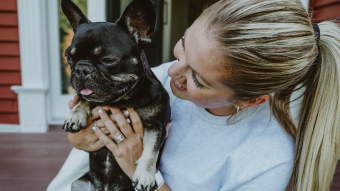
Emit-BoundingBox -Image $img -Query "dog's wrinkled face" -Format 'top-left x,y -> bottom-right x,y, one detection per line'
62,0 -> 156,103
65,23 -> 141,103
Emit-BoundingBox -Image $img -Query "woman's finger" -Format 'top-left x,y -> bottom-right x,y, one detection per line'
91,106 -> 109,121
92,126 -> 118,152
98,109 -> 126,143
110,108 -> 134,137
95,120 -> 110,134
127,108 -> 143,136
68,95 -> 80,109
89,140 -> 105,151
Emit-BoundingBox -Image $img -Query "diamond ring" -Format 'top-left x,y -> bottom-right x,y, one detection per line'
114,133 -> 125,144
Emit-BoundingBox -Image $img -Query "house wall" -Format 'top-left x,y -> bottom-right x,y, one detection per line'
0,0 -> 21,124
310,0 -> 340,22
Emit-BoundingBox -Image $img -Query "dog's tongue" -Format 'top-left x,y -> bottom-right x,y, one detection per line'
80,88 -> 94,96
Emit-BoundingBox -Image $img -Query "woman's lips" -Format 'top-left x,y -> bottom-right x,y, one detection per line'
171,79 -> 187,91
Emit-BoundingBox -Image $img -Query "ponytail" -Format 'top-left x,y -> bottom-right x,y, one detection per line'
292,21 -> 340,191
202,0 -> 340,189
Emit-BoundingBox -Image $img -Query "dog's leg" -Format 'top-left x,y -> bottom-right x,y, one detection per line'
132,127 -> 165,191
63,101 -> 90,132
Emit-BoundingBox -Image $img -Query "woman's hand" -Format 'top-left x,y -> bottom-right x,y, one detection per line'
67,95 -> 172,180
66,95 -> 106,151
92,107 -> 144,179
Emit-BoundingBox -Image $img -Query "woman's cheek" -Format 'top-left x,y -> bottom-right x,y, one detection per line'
186,82 -> 205,103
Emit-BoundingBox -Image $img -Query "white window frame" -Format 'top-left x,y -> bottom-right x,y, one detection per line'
10,0 -> 106,133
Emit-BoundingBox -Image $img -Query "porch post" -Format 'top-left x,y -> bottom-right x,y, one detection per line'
11,0 -> 50,133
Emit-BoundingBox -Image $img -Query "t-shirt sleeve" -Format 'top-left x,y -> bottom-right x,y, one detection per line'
220,162 -> 293,191
151,61 -> 175,86
151,61 -> 177,107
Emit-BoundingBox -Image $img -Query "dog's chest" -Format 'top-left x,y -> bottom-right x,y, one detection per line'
90,148 -> 133,190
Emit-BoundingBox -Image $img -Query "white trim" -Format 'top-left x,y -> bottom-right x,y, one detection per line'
299,0 -> 309,10
47,0 -> 74,125
88,0 -> 107,22
0,124 -> 21,133
13,0 -> 107,133
14,0 -> 50,133
162,0 -> 172,62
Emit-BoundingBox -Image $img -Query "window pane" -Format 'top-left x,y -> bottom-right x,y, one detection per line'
58,0 -> 88,94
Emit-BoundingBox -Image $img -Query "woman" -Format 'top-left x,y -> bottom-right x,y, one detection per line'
48,0 -> 340,190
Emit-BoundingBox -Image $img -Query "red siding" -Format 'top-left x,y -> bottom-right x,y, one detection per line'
0,27 -> 18,41
310,0 -> 340,22
0,0 -> 20,124
0,13 -> 18,26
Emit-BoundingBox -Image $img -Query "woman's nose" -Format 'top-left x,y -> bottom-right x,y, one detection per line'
168,61 -> 187,77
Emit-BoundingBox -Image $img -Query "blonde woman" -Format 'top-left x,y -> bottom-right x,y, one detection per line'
48,0 -> 340,190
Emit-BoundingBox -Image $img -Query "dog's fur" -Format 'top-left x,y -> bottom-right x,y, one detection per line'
61,0 -> 171,190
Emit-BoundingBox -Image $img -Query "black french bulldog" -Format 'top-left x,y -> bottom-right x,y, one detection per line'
61,0 -> 170,190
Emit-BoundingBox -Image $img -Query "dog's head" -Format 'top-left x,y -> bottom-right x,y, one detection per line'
61,0 -> 156,103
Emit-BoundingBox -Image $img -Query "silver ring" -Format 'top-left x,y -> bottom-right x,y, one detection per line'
114,133 -> 125,144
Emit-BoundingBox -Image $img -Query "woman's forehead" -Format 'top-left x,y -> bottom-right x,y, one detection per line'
185,18 -> 230,89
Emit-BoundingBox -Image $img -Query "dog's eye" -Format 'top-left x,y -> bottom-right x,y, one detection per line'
102,57 -> 120,66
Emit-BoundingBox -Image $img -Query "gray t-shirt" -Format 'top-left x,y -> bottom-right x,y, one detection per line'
48,61 -> 297,191
154,61 -> 295,191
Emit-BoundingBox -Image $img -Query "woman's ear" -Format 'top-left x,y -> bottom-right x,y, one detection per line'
237,94 -> 270,109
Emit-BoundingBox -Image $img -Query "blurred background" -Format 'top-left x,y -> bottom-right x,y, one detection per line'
0,0 -> 339,190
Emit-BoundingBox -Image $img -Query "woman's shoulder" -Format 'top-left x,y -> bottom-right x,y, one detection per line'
230,102 -> 295,173
151,60 -> 177,106
151,60 -> 176,84
223,114 -> 294,189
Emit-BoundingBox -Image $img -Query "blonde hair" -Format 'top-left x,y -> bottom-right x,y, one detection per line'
202,0 -> 340,190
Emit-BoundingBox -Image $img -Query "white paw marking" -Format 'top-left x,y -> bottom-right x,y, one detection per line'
132,131 -> 159,190
64,102 -> 90,131
69,109 -> 87,129
132,166 -> 156,190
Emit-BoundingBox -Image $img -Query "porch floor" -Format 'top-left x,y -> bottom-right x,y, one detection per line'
0,127 -> 339,191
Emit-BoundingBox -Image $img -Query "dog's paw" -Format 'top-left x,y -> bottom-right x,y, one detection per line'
63,112 -> 87,132
132,168 -> 157,191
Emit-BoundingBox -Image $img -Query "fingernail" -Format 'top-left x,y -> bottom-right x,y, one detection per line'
92,126 -> 97,131
98,109 -> 104,114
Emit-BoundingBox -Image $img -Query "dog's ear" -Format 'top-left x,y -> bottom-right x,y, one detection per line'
116,0 -> 156,45
61,0 -> 90,31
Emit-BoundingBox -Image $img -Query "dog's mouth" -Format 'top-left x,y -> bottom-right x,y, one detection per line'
76,73 -> 139,102
79,85 -> 130,97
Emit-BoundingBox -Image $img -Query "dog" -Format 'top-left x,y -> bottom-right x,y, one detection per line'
61,0 -> 171,190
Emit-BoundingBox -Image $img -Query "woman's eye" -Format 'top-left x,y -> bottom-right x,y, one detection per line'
191,69 -> 204,88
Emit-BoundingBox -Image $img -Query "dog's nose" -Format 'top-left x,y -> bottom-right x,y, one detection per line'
75,63 -> 92,78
